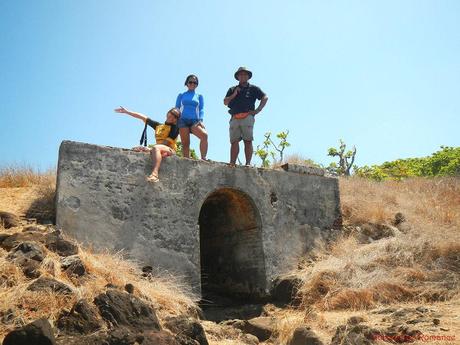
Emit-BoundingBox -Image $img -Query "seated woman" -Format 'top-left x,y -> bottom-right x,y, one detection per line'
114,106 -> 181,183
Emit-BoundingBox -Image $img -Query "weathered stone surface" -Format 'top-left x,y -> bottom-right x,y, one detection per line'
94,289 -> 161,331
45,231 -> 79,256
57,299 -> 102,335
0,211 -> 20,229
287,327 -> 323,345
280,163 -> 326,176
164,316 -> 209,345
61,255 -> 86,276
27,277 -> 73,294
56,141 -> 341,297
3,318 -> 56,345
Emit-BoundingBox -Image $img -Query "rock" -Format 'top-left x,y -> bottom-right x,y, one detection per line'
287,326 -> 323,345
56,332 -> 110,345
27,277 -> 73,295
359,223 -> 397,242
45,231 -> 78,256
20,258 -> 42,278
94,289 -> 161,331
234,317 -> 275,342
331,324 -> 380,345
7,241 -> 46,262
0,211 -> 20,229
415,306 -> 429,313
3,318 -> 56,345
271,276 -> 302,305
61,255 -> 86,277
140,330 -> 181,345
124,283 -> 135,294
163,316 -> 209,345
0,308 -> 16,324
0,233 -> 10,244
393,212 -> 406,226
433,318 -> 440,325
57,299 -> 102,335
0,232 -> 46,251
23,225 -> 48,233
347,316 -> 366,325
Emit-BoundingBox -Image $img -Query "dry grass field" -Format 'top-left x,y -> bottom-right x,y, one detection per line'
0,167 -> 458,344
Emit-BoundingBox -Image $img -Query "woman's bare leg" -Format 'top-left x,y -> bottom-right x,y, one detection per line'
179,128 -> 191,158
191,124 -> 208,159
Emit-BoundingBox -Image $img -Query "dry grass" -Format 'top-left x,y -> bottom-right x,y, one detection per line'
273,177 -> 460,344
0,225 -> 198,340
0,166 -> 55,189
294,177 -> 460,312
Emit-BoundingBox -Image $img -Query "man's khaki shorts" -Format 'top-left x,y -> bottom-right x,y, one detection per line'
229,115 -> 255,143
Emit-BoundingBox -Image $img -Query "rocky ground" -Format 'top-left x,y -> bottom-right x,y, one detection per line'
0,178 -> 459,344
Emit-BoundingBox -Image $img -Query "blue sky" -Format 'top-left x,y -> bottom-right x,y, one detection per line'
1,0 -> 459,170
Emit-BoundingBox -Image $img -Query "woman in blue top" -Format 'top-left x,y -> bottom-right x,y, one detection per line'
175,74 -> 208,160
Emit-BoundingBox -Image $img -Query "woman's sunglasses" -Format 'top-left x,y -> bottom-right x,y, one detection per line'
187,81 -> 198,85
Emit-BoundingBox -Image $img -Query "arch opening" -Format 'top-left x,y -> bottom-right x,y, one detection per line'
199,188 -> 267,301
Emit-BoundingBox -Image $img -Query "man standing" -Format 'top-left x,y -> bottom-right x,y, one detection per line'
224,67 -> 268,165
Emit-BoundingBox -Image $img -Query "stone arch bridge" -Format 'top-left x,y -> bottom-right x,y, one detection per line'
56,141 -> 341,299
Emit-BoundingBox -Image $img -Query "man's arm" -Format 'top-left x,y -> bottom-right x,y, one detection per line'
249,95 -> 268,116
223,87 -> 240,106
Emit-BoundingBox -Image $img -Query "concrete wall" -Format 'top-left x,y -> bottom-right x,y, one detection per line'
56,141 -> 341,298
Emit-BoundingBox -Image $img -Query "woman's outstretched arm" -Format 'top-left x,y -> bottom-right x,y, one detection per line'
114,106 -> 148,122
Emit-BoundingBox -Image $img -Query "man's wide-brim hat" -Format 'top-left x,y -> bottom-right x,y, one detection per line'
234,67 -> 252,80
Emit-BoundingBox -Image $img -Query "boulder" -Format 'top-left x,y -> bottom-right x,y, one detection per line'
3,318 -> 56,345
94,289 -> 161,331
0,211 -> 20,229
0,232 -> 46,251
163,316 -> 209,345
57,299 -> 102,335
27,277 -> 73,295
271,276 -> 302,305
45,231 -> 78,256
61,255 -> 86,277
287,327 -> 323,345
19,257 -> 42,278
7,241 -> 46,262
233,317 -> 275,342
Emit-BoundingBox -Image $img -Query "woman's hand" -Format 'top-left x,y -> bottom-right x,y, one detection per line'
114,106 -> 129,114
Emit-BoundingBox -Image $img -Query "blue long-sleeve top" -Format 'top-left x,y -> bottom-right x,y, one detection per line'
175,90 -> 204,121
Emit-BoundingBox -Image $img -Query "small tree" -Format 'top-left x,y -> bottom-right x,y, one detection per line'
327,139 -> 356,176
254,130 -> 290,167
172,142 -> 198,159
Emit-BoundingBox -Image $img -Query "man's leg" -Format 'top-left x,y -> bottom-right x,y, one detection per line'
230,141 -> 240,165
229,118 -> 241,164
243,140 -> 253,165
241,116 -> 255,165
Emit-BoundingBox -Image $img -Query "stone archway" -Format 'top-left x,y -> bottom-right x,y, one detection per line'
199,188 -> 267,300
